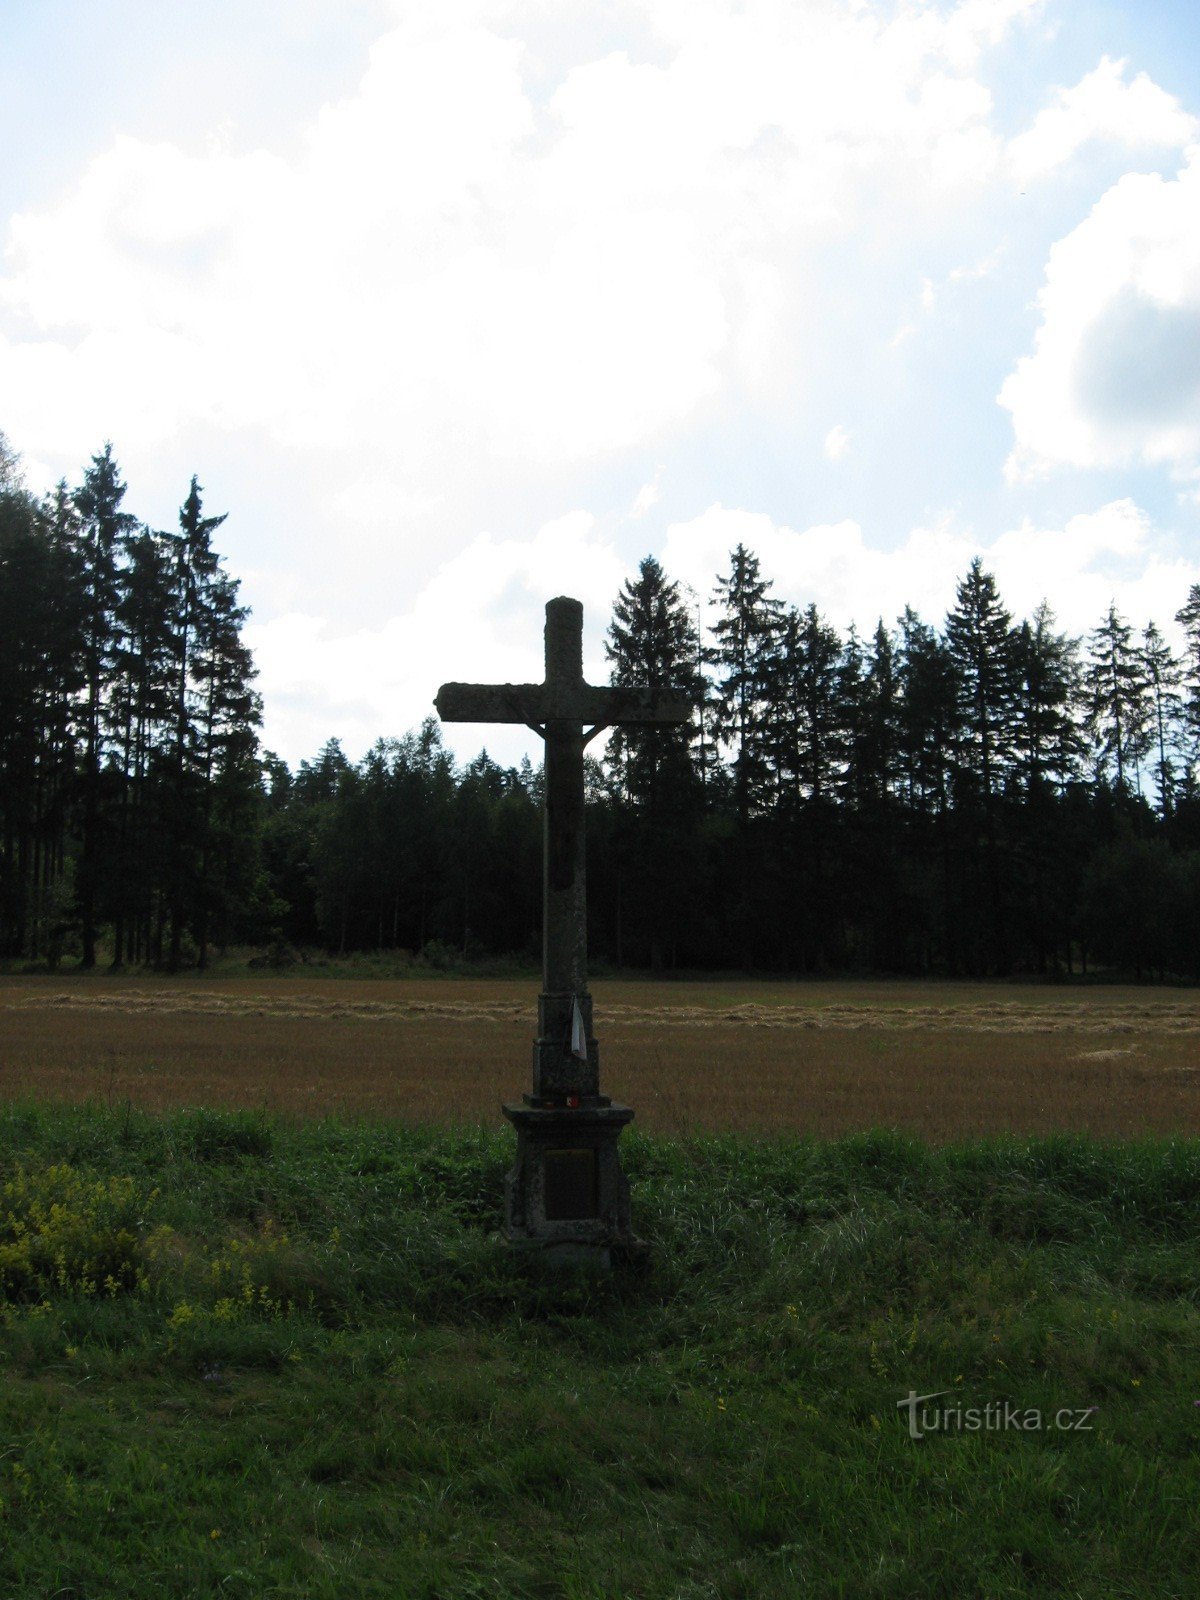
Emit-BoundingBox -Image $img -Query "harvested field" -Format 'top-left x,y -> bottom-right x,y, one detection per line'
2,974 -> 1199,1139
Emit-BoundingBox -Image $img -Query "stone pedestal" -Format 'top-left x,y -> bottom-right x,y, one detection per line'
502,1101 -> 639,1267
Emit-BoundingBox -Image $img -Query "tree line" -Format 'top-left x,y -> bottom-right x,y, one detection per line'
4,429 -> 1200,977
0,437 -> 264,967
260,549 -> 1200,980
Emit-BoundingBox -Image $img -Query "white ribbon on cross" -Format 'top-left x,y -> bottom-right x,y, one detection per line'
570,996 -> 589,1062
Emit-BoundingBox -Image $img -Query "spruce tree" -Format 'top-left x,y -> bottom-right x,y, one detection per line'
603,556 -> 702,814
34,483 -> 88,960
1012,601 -> 1083,794
191,566 -> 262,965
852,620 -> 901,807
1141,621 -> 1183,818
73,444 -> 136,966
1084,603 -> 1150,793
603,556 -> 704,968
771,603 -> 842,806
110,524 -> 177,965
945,559 -> 1018,801
896,608 -> 960,817
707,544 -> 783,827
1176,584 -> 1200,782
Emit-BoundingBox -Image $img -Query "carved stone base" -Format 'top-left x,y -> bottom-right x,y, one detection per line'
501,1102 -> 639,1264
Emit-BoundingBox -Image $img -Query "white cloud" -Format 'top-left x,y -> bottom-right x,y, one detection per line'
1008,56 -> 1197,187
0,0 -> 1033,485
986,499 -> 1199,631
893,249 -> 1000,344
259,483 -> 1198,763
661,503 -> 972,633
630,481 -> 661,517
658,498 -> 1199,641
177,484 -> 1200,764
1000,148 -> 1200,480
823,424 -> 851,460
247,508 -> 628,763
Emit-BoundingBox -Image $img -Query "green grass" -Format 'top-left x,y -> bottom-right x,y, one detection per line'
0,1103 -> 1198,1598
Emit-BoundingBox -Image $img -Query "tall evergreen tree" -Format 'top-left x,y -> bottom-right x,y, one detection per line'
191,565 -> 262,965
0,462 -> 89,961
851,620 -> 901,807
1084,603 -> 1150,793
945,559 -> 1018,801
33,482 -> 87,960
603,556 -> 703,812
895,609 -> 961,968
161,478 -> 227,967
110,524 -> 176,965
603,557 -> 705,968
1176,584 -> 1200,783
73,443 -> 136,966
895,608 -> 959,818
1012,602 -> 1082,794
770,603 -> 843,806
1141,621 -> 1183,818
707,544 -> 783,827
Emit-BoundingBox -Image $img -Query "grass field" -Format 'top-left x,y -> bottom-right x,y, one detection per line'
3,974 -> 1200,1138
0,1102 -> 1198,1598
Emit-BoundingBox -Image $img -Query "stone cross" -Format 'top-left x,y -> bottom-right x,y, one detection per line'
435,595 -> 689,1100
435,595 -> 689,1261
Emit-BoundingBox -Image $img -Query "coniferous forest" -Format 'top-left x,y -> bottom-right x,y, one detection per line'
4,433 -> 1200,979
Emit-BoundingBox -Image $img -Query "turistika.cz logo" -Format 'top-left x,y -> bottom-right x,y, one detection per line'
896,1390 -> 1097,1440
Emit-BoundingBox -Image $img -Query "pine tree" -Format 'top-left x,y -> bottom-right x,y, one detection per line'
33,483 -> 87,961
191,565 -> 262,965
110,524 -> 177,965
707,544 -> 783,826
1176,584 -> 1200,783
0,481 -> 43,954
1084,603 -> 1150,793
158,478 -> 223,966
770,603 -> 842,806
0,466 -> 90,960
73,443 -> 136,966
1141,621 -> 1183,818
896,608 -> 959,817
893,609 -> 961,969
603,556 -> 702,814
945,559 -> 1018,801
851,620 -> 901,808
603,557 -> 704,969
1012,602 -> 1083,794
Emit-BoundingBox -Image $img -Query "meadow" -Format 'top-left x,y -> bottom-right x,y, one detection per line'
2,977 -> 1199,1596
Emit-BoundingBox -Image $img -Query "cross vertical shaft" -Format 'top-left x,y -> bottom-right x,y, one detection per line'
542,598 -> 587,999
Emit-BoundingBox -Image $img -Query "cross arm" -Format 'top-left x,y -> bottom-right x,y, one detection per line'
579,685 -> 694,728
434,682 -> 546,725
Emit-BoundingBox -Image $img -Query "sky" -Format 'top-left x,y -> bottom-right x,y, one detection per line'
2,0 -> 1199,769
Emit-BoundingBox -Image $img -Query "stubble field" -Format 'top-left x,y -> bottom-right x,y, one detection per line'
3,974 -> 1199,1138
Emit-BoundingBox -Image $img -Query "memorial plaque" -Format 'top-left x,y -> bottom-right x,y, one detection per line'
543,1148 -> 599,1221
